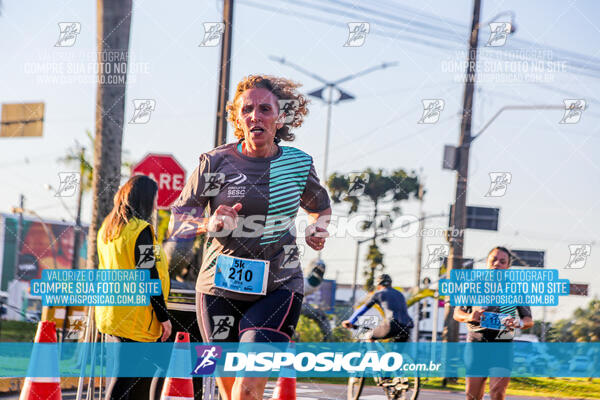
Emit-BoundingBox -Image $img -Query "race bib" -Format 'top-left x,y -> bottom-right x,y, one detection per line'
480,312 -> 512,330
214,255 -> 269,295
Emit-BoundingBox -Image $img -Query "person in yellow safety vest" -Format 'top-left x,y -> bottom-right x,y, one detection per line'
95,175 -> 172,400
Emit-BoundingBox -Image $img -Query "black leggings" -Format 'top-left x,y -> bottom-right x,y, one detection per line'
103,335 -> 155,400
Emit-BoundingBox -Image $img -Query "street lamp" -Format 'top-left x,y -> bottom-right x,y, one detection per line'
269,56 -> 397,180
469,104 -> 565,143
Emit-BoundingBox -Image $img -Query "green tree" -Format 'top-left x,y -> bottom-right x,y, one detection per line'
530,320 -> 552,340
295,315 -> 324,342
59,131 -> 94,195
547,319 -> 575,342
571,298 -> 600,342
547,299 -> 600,343
330,325 -> 353,342
327,168 -> 420,290
59,130 -> 133,212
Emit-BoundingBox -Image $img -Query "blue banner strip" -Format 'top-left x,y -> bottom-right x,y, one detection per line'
0,342 -> 599,378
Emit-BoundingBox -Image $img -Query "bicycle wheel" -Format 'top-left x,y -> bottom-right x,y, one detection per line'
347,376 -> 365,400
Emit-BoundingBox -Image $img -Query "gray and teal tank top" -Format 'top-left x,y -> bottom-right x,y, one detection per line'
171,142 -> 330,301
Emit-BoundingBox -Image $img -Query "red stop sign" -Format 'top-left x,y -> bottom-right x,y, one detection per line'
132,154 -> 186,210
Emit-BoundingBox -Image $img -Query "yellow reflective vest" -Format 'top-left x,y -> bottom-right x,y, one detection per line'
95,218 -> 170,342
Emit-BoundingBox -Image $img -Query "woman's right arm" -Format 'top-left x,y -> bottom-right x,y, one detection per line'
168,203 -> 244,240
167,156 -> 213,241
167,155 -> 243,241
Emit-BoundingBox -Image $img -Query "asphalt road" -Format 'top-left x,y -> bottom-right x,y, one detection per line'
0,382 -> 581,400
263,382 -> 573,400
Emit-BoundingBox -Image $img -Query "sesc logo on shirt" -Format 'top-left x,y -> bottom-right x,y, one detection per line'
227,173 -> 248,198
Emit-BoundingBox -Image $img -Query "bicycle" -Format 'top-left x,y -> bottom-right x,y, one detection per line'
346,323 -> 420,400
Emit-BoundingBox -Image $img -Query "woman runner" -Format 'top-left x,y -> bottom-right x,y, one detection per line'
169,75 -> 332,400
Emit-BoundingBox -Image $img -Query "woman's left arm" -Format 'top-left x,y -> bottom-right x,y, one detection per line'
305,207 -> 331,251
516,306 -> 534,329
300,163 -> 332,251
520,316 -> 534,329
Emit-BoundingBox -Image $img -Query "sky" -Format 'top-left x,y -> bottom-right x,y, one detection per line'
1,0 -> 599,321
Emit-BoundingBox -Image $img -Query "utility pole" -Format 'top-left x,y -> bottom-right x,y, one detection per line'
443,0 -> 481,344
61,146 -> 85,341
350,238 -> 366,306
413,181 -> 425,342
71,146 -> 85,271
12,195 -> 25,279
214,0 -> 234,147
322,85 -> 334,181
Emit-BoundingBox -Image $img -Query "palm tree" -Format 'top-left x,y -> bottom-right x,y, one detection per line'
86,0 -> 133,269
327,168 -> 420,290
571,299 -> 600,342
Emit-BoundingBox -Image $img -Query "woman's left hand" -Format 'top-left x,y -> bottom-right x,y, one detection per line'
160,320 -> 172,342
305,224 -> 329,251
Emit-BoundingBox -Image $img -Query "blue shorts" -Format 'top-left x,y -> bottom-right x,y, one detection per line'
196,288 -> 303,343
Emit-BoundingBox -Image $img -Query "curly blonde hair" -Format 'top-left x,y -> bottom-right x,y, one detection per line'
226,75 -> 309,142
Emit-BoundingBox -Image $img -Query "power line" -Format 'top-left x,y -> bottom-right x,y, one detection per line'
239,0 -> 461,53
369,0 -> 600,70
269,0 -> 600,77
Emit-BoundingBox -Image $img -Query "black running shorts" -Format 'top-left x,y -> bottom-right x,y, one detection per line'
197,288 -> 303,343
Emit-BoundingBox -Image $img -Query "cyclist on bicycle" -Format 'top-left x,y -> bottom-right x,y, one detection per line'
342,274 -> 414,342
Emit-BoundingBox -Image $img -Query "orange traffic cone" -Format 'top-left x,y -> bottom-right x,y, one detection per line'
19,321 -> 62,400
271,341 -> 296,400
160,332 -> 194,400
271,377 -> 296,400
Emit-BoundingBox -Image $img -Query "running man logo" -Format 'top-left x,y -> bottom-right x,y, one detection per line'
211,315 -> 234,340
199,22 -> 225,47
136,245 -> 161,268
418,99 -> 445,124
346,172 -> 369,197
129,99 -> 156,124
565,244 -> 591,269
202,173 -> 225,197
277,100 -> 299,125
56,172 -> 80,197
423,244 -> 449,269
281,245 -> 304,269
485,172 -> 512,197
559,99 -> 586,124
486,22 -> 512,47
55,22 -> 81,47
64,315 -> 87,340
344,22 -> 370,47
192,345 -> 222,375
354,315 -> 379,340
